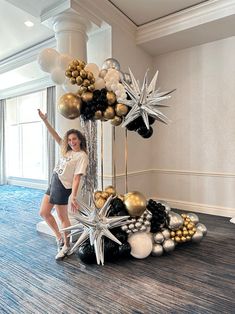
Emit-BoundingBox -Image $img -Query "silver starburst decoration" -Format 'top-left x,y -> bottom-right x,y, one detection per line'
121,69 -> 175,130
61,196 -> 129,265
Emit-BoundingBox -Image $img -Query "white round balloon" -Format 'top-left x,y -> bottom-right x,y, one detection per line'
94,78 -> 106,90
84,63 -> 99,78
62,78 -> 79,93
51,67 -> 65,85
37,48 -> 59,73
128,232 -> 153,259
57,53 -> 73,71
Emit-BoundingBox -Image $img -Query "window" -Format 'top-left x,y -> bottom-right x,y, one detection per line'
6,90 -> 47,180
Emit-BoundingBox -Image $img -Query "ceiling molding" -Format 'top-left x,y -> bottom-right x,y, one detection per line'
136,0 -> 235,44
0,37 -> 56,75
0,76 -> 53,100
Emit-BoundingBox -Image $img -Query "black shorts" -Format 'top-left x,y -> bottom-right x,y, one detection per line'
45,172 -> 72,205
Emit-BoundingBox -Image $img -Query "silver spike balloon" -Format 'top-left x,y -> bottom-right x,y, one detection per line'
120,69 -> 175,130
196,223 -> 207,236
61,196 -> 129,265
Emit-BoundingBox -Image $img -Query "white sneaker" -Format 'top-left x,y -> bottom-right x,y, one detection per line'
55,245 -> 70,261
56,238 -> 64,253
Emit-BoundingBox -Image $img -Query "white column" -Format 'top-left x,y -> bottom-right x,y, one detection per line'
52,12 -> 89,136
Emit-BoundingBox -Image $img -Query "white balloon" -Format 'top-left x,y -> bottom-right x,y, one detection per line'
84,63 -> 100,78
37,48 -> 59,73
51,67 -> 65,85
94,78 -> 106,90
111,83 -> 118,92
57,53 -> 73,71
128,232 -> 153,259
62,78 -> 79,93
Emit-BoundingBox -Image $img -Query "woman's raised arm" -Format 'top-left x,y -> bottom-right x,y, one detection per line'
38,109 -> 62,145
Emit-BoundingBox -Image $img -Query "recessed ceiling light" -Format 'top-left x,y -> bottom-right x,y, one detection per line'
24,21 -> 34,27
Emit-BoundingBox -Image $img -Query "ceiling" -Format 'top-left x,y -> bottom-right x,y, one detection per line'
109,0 -> 208,26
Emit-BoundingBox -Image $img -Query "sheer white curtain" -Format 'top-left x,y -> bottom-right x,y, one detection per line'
0,99 -> 6,185
46,87 -> 56,184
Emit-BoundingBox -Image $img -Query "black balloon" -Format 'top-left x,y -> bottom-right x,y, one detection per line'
140,126 -> 153,138
148,116 -> 155,125
119,243 -> 131,258
78,241 -> 96,264
147,199 -> 169,233
104,239 -> 119,262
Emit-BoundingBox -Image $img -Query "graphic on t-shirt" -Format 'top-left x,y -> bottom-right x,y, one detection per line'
55,156 -> 72,175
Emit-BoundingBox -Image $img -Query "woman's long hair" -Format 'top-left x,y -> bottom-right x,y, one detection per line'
61,129 -> 87,156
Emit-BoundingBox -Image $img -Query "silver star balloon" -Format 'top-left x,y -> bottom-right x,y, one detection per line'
121,69 -> 175,130
61,196 -> 129,265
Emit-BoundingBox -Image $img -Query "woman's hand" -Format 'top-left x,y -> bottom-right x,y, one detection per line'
71,197 -> 79,213
37,109 -> 48,121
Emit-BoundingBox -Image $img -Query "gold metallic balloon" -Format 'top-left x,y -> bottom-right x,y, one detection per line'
176,230 -> 182,237
124,191 -> 147,217
87,71 -> 94,81
103,106 -> 115,120
72,59 -> 79,66
80,61 -> 86,69
95,197 -> 106,209
106,91 -> 116,105
65,70 -> 72,78
83,79 -> 90,87
80,86 -> 87,93
187,223 -> 194,230
72,70 -> 79,77
115,103 -> 128,117
181,236 -> 187,242
181,214 -> 187,218
186,236 -> 191,241
69,64 -> 76,71
170,231 -> 176,237
70,77 -> 76,84
101,192 -> 109,199
94,110 -> 103,120
183,230 -> 189,236
88,84 -> 95,92
58,93 -> 82,119
188,230 -> 195,236
80,69 -> 87,79
174,236 -> 181,243
76,76 -> 83,85
81,91 -> 93,102
105,185 -> 116,196
94,190 -> 102,200
110,116 -> 122,126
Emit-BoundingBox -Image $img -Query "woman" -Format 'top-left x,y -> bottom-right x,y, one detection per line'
38,109 -> 88,260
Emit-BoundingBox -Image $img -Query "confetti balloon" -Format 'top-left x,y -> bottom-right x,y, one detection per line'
128,232 -> 153,259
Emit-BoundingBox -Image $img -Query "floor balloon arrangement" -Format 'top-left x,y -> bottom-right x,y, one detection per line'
62,186 -> 207,265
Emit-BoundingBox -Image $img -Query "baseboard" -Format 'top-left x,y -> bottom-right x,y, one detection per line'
7,178 -> 47,190
152,197 -> 235,218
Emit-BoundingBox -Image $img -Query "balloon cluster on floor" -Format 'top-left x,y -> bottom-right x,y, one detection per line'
38,48 -> 174,138
62,187 -> 207,265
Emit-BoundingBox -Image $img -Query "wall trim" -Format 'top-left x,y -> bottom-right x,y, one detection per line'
137,0 -> 235,44
110,168 -> 235,179
151,197 -> 235,218
7,178 -> 47,190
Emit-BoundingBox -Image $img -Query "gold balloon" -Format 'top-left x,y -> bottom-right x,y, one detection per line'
69,64 -> 76,71
103,106 -> 115,120
94,111 -> 103,120
76,76 -> 83,85
80,61 -> 86,69
115,103 -> 128,117
72,59 -> 79,66
72,70 -> 79,77
83,79 -> 90,87
58,93 -> 82,119
170,231 -> 176,237
176,230 -> 182,237
70,77 -> 76,84
110,116 -> 122,126
188,230 -> 195,236
174,236 -> 181,243
87,71 -> 94,81
94,190 -> 102,200
80,69 -> 87,79
186,236 -> 191,241
106,91 -> 116,105
88,84 -> 95,92
81,91 -> 93,102
181,236 -> 187,242
65,70 -> 72,78
79,86 -> 87,93
124,191 -> 147,217
105,185 -> 116,196
95,197 -> 106,209
181,214 -> 187,219
101,192 -> 109,199
183,230 -> 189,236
187,223 -> 194,230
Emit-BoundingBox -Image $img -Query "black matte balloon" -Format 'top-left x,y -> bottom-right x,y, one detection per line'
141,126 -> 153,138
119,243 -> 131,258
148,116 -> 155,125
78,242 -> 96,264
104,239 -> 119,262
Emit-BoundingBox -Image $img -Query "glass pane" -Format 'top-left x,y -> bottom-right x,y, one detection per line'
6,98 -> 18,125
19,90 -> 46,123
6,125 -> 20,177
21,122 -> 45,179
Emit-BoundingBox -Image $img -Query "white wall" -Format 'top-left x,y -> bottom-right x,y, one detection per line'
151,36 -> 235,217
111,24 -> 154,196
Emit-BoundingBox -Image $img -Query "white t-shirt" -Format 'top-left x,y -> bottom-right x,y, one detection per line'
54,150 -> 88,189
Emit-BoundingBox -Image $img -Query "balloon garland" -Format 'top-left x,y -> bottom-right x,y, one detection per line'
38,49 -> 208,265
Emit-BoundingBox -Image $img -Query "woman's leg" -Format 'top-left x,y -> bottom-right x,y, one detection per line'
55,205 -> 71,247
39,194 -> 62,240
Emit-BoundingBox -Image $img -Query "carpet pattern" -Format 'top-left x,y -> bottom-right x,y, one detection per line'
0,185 -> 235,314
